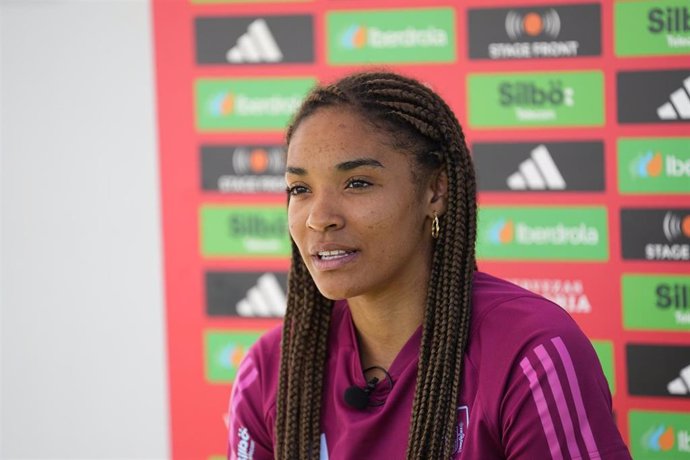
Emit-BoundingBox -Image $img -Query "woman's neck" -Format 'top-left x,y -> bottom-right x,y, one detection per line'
347,285 -> 427,371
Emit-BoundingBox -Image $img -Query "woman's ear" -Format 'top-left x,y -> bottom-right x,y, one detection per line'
428,169 -> 448,215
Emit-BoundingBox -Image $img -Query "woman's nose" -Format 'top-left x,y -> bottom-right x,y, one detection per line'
306,194 -> 345,232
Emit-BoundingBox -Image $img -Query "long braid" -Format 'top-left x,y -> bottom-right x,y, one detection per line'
276,242 -> 332,459
276,85 -> 347,458
276,71 -> 477,459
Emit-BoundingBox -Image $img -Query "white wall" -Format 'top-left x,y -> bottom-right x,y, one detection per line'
0,0 -> 169,458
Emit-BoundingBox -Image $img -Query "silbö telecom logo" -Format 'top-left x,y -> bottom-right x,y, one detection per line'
500,79 -> 574,122
469,71 -> 603,128
201,206 -> 290,257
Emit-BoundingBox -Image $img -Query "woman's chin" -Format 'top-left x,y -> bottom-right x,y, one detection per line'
313,281 -> 353,302
316,289 -> 347,302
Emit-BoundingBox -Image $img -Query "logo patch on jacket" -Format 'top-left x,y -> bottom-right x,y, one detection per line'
454,405 -> 470,455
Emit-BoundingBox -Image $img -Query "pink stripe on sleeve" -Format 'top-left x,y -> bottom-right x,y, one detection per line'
534,344 -> 582,460
520,357 -> 564,460
551,337 -> 601,460
231,356 -> 259,415
228,357 -> 259,460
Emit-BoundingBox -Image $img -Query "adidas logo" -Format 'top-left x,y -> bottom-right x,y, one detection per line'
668,364 -> 690,395
236,273 -> 286,317
657,76 -> 690,120
226,19 -> 283,63
506,145 -> 566,190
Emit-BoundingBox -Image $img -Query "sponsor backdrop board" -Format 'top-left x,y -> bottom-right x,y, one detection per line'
617,138 -> 690,194
473,141 -> 605,192
152,0 -> 690,457
622,274 -> 690,332
468,70 -> 605,128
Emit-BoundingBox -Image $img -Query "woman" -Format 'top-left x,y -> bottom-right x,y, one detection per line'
227,71 -> 631,459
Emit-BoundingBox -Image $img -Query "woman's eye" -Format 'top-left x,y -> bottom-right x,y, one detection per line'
286,185 -> 309,196
346,179 -> 372,189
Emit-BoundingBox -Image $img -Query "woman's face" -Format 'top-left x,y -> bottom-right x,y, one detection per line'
286,106 -> 440,302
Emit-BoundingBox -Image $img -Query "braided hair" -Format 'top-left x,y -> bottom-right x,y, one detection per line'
276,71 -> 477,459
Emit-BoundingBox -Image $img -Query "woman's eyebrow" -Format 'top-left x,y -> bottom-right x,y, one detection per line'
336,158 -> 384,171
286,158 -> 384,176
285,166 -> 307,176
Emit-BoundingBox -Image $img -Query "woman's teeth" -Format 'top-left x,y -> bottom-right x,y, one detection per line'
318,250 -> 352,260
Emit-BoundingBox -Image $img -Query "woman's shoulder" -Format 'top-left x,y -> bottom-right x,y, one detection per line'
470,271 -> 589,353
471,271 -> 575,327
249,322 -> 283,360
247,299 -> 348,372
468,270 -> 603,387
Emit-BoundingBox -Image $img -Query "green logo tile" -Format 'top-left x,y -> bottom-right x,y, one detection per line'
622,274 -> 690,331
468,71 -> 604,128
616,0 -> 690,57
204,330 -> 263,383
195,78 -> 315,131
629,410 -> 690,458
618,138 -> 690,194
476,207 -> 609,261
327,8 -> 455,64
201,205 -> 290,257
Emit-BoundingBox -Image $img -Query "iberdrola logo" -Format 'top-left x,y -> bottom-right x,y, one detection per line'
631,151 -> 663,179
341,25 -> 367,49
327,9 -> 454,64
218,342 -> 248,372
643,425 -> 674,452
210,92 -> 235,117
488,218 -> 514,244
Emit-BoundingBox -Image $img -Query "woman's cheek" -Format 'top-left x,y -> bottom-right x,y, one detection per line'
365,209 -> 396,231
287,212 -> 302,238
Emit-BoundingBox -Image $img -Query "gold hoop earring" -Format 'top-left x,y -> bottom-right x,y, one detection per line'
431,212 -> 440,239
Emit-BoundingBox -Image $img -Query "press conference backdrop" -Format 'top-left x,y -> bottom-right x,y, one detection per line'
153,0 -> 690,459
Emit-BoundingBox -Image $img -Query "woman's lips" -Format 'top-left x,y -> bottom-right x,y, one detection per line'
310,249 -> 359,271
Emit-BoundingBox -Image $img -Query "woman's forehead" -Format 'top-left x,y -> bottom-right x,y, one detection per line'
290,106 -> 372,138
287,109 -> 392,161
